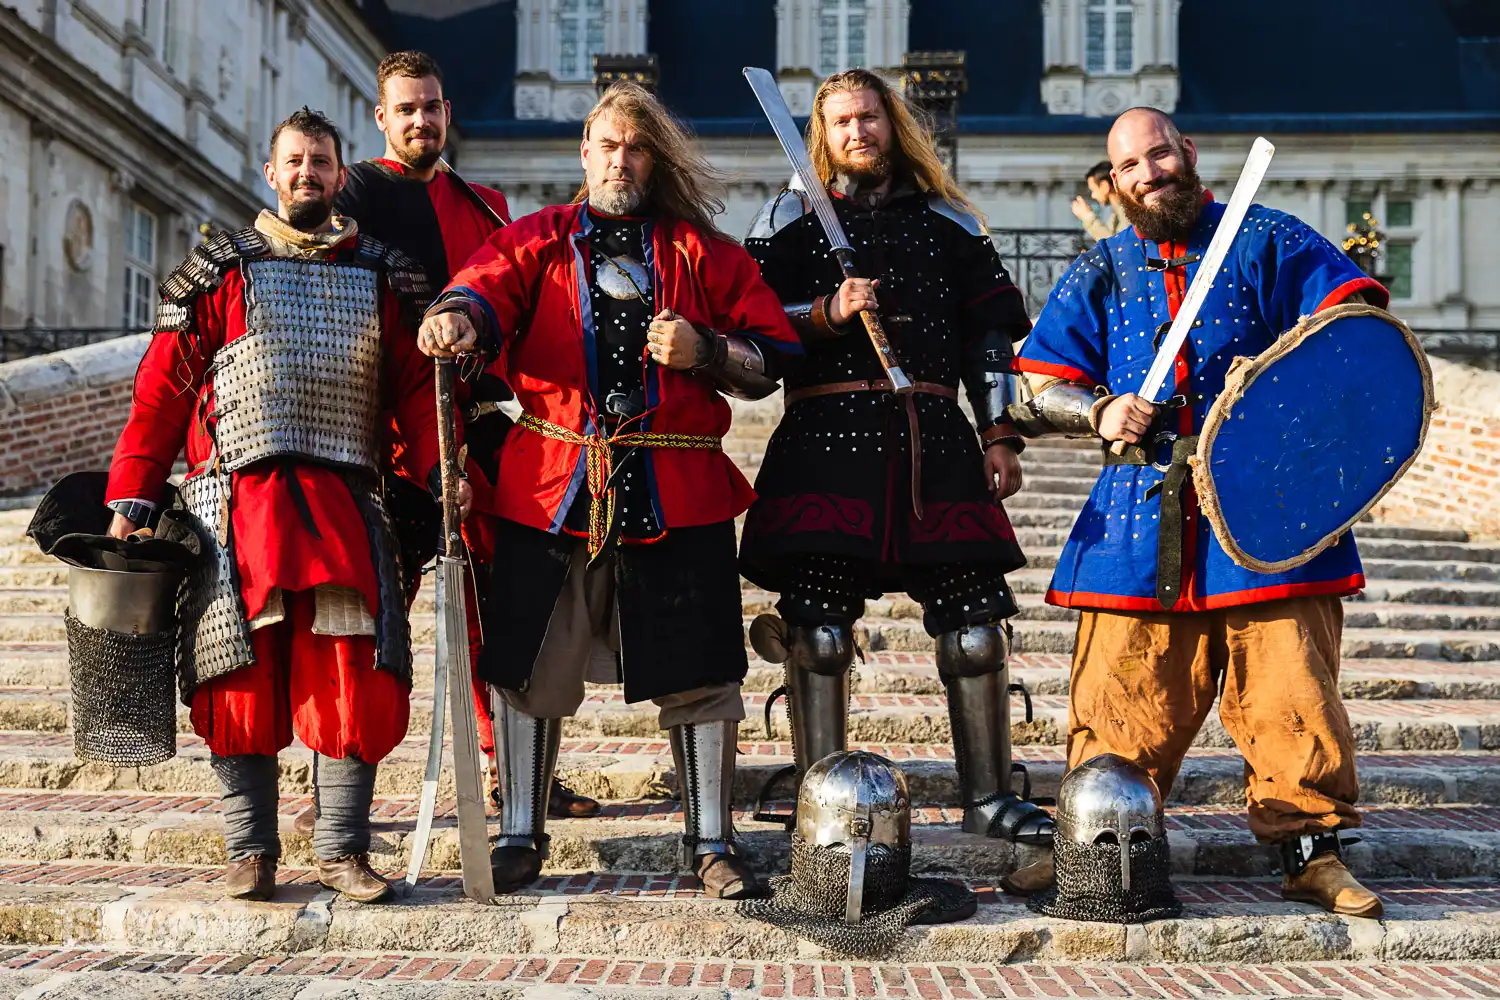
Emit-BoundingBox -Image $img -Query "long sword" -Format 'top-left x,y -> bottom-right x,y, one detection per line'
743,66 -> 912,392
1110,137 -> 1276,454
405,359 -> 497,902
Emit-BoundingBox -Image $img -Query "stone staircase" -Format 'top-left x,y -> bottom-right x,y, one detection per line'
0,395 -> 1498,989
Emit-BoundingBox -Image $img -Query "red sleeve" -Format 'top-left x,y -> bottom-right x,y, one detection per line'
381,287 -> 448,486
702,239 -> 802,356
106,281 -> 231,505
443,215 -> 550,356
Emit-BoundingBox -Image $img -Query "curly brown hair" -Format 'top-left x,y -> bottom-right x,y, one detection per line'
378,50 -> 444,104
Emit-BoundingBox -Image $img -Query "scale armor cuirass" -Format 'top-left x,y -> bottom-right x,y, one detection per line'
209,257 -> 385,475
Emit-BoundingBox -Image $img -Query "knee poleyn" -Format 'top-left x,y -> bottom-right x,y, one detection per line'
936,624 -> 1009,680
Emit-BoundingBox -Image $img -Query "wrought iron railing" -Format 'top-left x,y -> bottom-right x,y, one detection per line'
1411,330 -> 1500,371
0,328 -> 146,363
988,228 -> 1089,317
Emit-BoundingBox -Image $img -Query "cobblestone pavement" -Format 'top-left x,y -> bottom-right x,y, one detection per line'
4,950 -> 1500,998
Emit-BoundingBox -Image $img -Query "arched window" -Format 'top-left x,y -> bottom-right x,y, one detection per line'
817,0 -> 868,77
1085,0 -> 1135,75
556,0 -> 606,82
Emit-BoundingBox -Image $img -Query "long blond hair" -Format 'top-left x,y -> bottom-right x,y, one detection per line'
808,69 -> 985,227
574,83 -> 729,238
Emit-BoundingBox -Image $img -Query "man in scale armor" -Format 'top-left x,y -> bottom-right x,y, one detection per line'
104,109 -> 455,905
418,84 -> 803,899
740,70 -> 1052,847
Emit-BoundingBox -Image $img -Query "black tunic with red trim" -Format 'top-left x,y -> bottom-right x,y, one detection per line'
741,183 -> 1032,594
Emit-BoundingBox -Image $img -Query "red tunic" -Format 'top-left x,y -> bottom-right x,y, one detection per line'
106,231 -> 442,760
445,203 -> 801,531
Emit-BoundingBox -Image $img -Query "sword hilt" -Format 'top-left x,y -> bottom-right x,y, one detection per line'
834,249 -> 912,394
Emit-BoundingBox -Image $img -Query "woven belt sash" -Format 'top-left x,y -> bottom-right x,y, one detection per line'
783,379 -> 959,520
1102,434 -> 1199,609
517,411 -> 721,557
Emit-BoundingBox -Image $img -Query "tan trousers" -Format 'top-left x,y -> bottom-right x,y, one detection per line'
498,540 -> 745,730
1066,595 -> 1360,841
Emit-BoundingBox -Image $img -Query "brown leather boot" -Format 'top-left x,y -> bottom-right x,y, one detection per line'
548,778 -> 601,819
490,846 -> 543,894
292,805 -> 315,837
318,854 -> 393,903
1282,853 -> 1383,917
693,852 -> 764,900
225,855 -> 277,901
999,854 -> 1055,897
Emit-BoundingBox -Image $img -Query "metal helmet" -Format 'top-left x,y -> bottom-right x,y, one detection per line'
792,750 -> 912,923
1030,753 -> 1181,923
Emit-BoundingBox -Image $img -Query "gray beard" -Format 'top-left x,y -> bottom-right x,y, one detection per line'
589,184 -> 644,216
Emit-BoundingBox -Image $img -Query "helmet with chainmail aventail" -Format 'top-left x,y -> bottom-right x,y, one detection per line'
1029,753 -> 1182,923
738,750 -> 977,958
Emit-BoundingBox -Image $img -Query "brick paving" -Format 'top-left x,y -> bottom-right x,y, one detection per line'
4,947 -> 1500,997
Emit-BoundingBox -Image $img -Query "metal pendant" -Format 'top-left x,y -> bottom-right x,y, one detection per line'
595,254 -> 650,303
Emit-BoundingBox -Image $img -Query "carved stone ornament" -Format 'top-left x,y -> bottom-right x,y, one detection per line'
63,200 -> 95,273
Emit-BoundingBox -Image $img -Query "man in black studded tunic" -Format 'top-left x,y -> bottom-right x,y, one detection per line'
741,69 -> 1052,845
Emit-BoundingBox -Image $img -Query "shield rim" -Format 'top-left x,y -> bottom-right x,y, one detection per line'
1192,302 -> 1435,575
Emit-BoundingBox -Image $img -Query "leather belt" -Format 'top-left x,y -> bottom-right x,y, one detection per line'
1103,434 -> 1199,610
783,379 -> 959,520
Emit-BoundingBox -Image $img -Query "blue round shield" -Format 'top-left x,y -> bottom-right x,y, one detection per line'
1193,305 -> 1433,573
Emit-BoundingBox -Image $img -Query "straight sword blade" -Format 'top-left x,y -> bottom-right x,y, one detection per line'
1137,137 -> 1276,402
743,67 -> 913,392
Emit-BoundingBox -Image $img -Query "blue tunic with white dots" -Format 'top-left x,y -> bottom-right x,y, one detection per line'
1018,200 -> 1385,612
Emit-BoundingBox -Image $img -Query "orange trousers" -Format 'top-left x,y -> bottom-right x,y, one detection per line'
1066,595 -> 1361,841
190,590 -> 411,762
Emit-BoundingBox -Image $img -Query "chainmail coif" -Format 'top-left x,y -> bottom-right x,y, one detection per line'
1029,836 -> 1182,923
738,835 -> 977,958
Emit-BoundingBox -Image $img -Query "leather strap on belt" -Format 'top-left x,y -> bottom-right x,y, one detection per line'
518,412 -> 720,558
1103,434 -> 1199,610
783,379 -> 959,521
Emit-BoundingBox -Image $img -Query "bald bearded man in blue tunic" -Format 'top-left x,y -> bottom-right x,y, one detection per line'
1008,108 -> 1387,917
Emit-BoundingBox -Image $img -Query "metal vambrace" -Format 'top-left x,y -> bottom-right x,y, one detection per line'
962,328 -> 1022,434
669,719 -> 740,867
936,625 -> 1053,843
783,298 -> 842,343
492,692 -> 561,857
784,624 -> 856,775
1005,381 -> 1102,438
693,331 -> 781,401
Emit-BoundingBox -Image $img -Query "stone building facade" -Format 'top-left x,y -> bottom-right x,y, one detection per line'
0,0 -> 387,333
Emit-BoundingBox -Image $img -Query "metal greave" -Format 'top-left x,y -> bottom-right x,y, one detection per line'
492,692 -> 561,857
935,625 -> 1016,836
784,624 -> 855,775
668,719 -> 739,868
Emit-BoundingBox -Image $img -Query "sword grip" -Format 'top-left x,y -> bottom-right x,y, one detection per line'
1109,438 -> 1129,456
834,249 -> 912,394
435,359 -> 465,558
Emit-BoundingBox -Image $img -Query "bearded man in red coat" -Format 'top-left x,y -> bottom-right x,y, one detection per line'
105,108 -> 464,904
420,83 -> 802,899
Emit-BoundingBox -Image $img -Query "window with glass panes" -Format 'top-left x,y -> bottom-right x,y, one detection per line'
1345,193 -> 1416,301
1085,0 -> 1135,75
122,204 -> 158,330
817,0 -> 868,77
556,0 -> 606,81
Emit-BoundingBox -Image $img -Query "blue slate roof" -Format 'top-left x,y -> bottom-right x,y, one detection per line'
360,0 -> 1500,137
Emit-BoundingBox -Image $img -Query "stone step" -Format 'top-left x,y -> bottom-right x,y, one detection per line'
1,733 -> 1494,804
0,789 -> 1492,881
0,954 -> 1493,1000
0,861 -> 1494,963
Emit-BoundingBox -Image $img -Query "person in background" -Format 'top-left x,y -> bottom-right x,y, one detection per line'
1070,159 -> 1129,243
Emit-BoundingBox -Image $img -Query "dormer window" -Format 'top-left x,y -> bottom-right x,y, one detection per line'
1085,0 -> 1134,75
818,0 -> 868,77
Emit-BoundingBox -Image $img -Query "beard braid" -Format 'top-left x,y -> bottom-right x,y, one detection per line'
286,195 -> 334,231
1118,162 -> 1205,243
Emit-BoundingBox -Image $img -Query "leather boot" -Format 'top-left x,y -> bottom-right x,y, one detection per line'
318,854 -> 393,903
1282,853 -> 1383,917
224,854 -> 277,901
999,854 -> 1055,897
549,778 -> 601,819
693,852 -> 763,900
292,804 -> 315,837
490,845 -> 544,893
